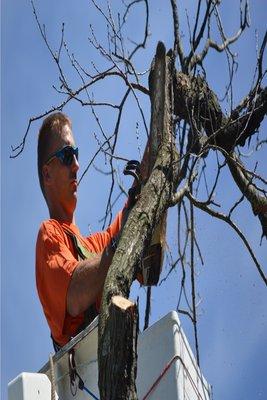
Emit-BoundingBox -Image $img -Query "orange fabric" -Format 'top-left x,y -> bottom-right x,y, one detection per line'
35,211 -> 123,347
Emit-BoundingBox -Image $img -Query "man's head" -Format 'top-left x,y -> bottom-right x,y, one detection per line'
38,112 -> 79,220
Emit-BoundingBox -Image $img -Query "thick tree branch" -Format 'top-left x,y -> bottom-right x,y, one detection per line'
98,296 -> 139,400
98,42 -> 179,399
224,86 -> 267,148
227,152 -> 267,238
173,68 -> 266,239
173,72 -> 226,139
173,72 -> 267,151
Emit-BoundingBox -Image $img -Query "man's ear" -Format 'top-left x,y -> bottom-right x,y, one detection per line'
42,164 -> 52,186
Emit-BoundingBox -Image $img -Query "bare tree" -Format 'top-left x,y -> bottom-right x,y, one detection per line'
11,1 -> 266,399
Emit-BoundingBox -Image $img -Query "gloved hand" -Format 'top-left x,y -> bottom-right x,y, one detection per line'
115,159 -> 164,287
123,160 -> 142,209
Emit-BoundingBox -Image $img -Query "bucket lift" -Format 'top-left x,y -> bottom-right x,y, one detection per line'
8,311 -> 211,400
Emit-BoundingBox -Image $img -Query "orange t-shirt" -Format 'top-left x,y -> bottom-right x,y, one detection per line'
35,212 -> 123,347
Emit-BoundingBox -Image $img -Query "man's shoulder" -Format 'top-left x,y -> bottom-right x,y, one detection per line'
37,219 -> 81,241
38,219 -> 63,232
37,219 -> 66,241
36,220 -> 72,260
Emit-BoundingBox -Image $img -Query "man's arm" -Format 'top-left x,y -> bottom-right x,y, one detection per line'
67,140 -> 152,317
66,245 -> 114,317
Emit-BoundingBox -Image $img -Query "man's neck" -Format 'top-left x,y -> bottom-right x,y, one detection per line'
49,205 -> 75,224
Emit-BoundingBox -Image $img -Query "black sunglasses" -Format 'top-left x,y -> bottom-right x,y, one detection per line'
45,145 -> 79,166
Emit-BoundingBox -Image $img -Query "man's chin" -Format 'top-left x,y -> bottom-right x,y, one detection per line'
69,193 -> 78,210
70,184 -> 78,196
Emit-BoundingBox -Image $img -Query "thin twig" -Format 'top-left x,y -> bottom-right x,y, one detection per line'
143,286 -> 151,330
187,192 -> 267,286
189,189 -> 200,366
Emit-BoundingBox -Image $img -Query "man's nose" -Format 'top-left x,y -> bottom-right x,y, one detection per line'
71,155 -> 79,172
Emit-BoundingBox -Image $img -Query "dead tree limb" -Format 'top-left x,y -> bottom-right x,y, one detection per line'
98,296 -> 139,400
173,70 -> 266,238
227,152 -> 267,238
173,73 -> 267,151
98,41 -> 179,400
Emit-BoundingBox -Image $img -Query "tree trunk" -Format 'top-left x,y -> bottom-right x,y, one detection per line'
98,296 -> 139,400
98,42 -> 179,400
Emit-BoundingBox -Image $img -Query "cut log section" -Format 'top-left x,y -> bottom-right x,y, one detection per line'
98,296 -> 139,400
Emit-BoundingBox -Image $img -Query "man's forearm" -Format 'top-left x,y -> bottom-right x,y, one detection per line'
66,141 -> 150,319
66,246 -> 114,317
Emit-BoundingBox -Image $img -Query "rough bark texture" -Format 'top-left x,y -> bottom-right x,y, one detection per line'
173,73 -> 267,152
174,72 -> 226,140
98,42 -> 179,400
141,42 -> 172,287
98,296 -> 139,400
98,37 -> 266,398
224,87 -> 267,148
173,71 -> 267,237
227,153 -> 267,238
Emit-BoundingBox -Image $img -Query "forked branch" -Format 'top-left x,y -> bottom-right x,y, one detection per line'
186,192 -> 267,286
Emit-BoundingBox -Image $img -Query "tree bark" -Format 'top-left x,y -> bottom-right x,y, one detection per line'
98,296 -> 139,400
227,152 -> 267,238
173,73 -> 267,152
173,70 -> 267,237
98,42 -> 179,400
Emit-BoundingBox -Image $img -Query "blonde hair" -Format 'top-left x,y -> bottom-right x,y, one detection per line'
37,112 -> 72,196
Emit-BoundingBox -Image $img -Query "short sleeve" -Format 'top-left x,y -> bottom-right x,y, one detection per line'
36,221 -> 79,342
85,209 -> 124,253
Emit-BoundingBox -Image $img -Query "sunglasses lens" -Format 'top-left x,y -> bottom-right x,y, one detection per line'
62,147 -> 78,166
63,149 -> 73,166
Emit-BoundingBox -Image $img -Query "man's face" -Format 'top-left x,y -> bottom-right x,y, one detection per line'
43,124 -> 79,218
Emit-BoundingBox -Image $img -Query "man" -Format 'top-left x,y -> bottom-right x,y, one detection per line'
36,112 -> 133,350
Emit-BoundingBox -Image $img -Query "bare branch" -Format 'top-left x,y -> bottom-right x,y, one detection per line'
189,0 -> 249,69
169,0 -> 186,71
91,0 -> 121,44
191,0 -> 202,46
256,138 -> 267,151
169,184 -> 189,206
257,30 -> 267,83
226,152 -> 267,238
30,1 -> 69,90
143,286 -> 151,330
78,134 -> 115,185
190,193 -> 200,366
173,71 -> 267,151
186,0 -> 214,70
176,200 -> 193,314
178,309 -> 194,323
129,0 -> 149,60
10,67 -> 148,158
186,192 -> 267,286
102,88 -> 131,227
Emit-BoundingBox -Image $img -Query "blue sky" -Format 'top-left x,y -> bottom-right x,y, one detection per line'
1,1 -> 267,399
